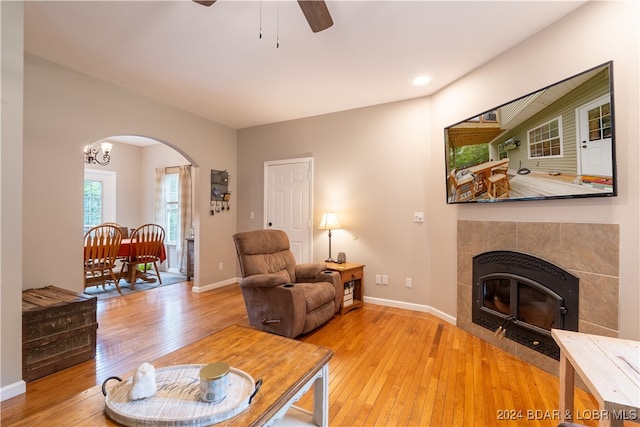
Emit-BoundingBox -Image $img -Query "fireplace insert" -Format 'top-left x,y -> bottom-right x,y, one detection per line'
472,251 -> 578,359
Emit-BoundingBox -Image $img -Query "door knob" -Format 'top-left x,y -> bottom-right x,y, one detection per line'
268,222 -> 273,227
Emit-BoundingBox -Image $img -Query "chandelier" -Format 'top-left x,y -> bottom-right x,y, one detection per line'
84,142 -> 113,166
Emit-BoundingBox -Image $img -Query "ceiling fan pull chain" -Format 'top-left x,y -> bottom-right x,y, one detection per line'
259,0 -> 263,39
276,1 -> 280,48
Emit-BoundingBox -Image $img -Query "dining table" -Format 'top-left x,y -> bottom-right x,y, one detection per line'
467,159 -> 509,195
117,238 -> 167,263
116,238 -> 167,284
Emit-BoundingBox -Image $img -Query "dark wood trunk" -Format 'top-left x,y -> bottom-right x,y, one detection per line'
22,286 -> 97,382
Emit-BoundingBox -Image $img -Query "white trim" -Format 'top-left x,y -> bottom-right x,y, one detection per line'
191,277 -> 238,293
527,115 -> 564,160
192,281 -> 458,325
363,296 -> 457,325
575,93 -> 612,177
0,380 -> 26,401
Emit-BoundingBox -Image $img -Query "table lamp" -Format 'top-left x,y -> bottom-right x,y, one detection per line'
318,212 -> 341,262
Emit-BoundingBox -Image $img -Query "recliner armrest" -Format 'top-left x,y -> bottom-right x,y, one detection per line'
305,269 -> 342,314
295,262 -> 327,280
240,271 -> 290,288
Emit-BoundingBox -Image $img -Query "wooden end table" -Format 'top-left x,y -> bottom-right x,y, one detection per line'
552,329 -> 640,427
325,262 -> 365,315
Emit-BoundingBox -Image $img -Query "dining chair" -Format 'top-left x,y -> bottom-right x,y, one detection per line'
491,158 -> 510,176
449,169 -> 477,202
122,224 -> 166,288
101,222 -> 129,239
84,224 -> 123,294
488,159 -> 511,199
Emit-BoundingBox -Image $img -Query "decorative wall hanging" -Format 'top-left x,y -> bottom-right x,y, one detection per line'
211,170 -> 231,215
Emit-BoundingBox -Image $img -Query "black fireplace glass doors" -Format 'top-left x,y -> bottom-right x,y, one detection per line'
481,274 -> 563,332
482,278 -> 510,315
517,280 -> 562,331
473,250 -> 579,360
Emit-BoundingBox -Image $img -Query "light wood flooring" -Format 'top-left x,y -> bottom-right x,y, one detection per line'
2,282 -> 609,426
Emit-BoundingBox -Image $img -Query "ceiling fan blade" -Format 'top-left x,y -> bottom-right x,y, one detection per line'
297,0 -> 333,33
193,0 -> 216,6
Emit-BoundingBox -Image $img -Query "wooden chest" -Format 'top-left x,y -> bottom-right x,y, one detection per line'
22,286 -> 98,382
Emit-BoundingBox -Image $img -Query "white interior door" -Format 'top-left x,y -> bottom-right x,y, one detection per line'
577,95 -> 613,177
264,158 -> 313,263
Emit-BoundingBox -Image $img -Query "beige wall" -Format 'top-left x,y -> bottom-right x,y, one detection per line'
238,98 -> 434,311
432,0 -> 639,339
238,1 -> 640,339
23,55 -> 237,293
1,1 -> 25,399
2,0 -> 638,400
0,55 -> 238,397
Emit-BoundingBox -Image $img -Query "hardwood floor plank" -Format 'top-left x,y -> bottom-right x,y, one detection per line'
2,282 -> 610,426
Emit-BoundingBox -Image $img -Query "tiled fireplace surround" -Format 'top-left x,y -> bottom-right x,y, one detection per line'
456,220 -> 619,375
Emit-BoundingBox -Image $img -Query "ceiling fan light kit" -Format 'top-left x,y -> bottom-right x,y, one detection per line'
193,0 -> 333,34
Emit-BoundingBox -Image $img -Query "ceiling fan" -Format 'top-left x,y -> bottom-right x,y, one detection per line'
193,0 -> 333,33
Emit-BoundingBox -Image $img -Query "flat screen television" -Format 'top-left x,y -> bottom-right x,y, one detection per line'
445,61 -> 616,204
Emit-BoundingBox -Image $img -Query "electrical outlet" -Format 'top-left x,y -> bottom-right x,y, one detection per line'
405,277 -> 412,288
382,275 -> 389,285
413,212 -> 424,223
375,274 -> 382,285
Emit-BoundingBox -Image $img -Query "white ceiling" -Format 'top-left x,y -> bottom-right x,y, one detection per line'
24,0 -> 587,130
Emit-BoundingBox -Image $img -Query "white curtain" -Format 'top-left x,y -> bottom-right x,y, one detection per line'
178,165 -> 192,274
154,168 -> 166,227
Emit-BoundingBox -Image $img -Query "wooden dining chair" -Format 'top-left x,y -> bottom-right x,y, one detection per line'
122,224 -> 165,289
488,159 -> 511,198
101,222 -> 129,239
449,169 -> 477,202
84,224 -> 123,294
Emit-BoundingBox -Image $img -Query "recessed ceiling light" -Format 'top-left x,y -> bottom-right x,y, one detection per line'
413,75 -> 431,86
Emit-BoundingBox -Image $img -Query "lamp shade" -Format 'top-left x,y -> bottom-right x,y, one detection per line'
318,212 -> 341,230
100,141 -> 113,155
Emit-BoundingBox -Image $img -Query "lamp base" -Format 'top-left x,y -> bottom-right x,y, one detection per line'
325,257 -> 336,263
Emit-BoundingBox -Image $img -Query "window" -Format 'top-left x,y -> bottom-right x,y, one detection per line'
528,117 -> 562,159
587,101 -> 611,141
84,169 -> 116,232
468,110 -> 498,123
84,180 -> 103,230
164,172 -> 179,245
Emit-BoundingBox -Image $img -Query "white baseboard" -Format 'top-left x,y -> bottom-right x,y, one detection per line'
191,277 -> 239,293
363,296 -> 456,325
1,380 -> 26,402
191,281 -> 457,325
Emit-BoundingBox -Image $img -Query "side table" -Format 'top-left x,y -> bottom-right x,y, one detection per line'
186,238 -> 194,280
325,262 -> 365,315
552,329 -> 639,427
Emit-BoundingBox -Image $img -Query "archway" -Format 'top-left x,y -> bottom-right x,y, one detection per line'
83,134 -> 198,293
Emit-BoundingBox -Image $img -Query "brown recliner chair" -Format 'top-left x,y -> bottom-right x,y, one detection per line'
232,229 -> 342,338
